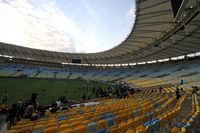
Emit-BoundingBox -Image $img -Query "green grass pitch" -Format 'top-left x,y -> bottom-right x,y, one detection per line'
0,78 -> 111,104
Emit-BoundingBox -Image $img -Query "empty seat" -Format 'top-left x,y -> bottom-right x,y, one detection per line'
98,119 -> 107,129
75,125 -> 86,133
126,129 -> 135,133
46,122 -> 57,128
81,120 -> 90,125
5,130 -> 17,133
17,128 -> 30,133
58,120 -> 68,125
72,121 -> 81,127
171,127 -> 179,133
96,129 -> 108,133
59,124 -> 72,131
118,122 -> 128,132
60,128 -> 74,133
32,125 -> 45,132
44,127 -> 57,133
110,125 -> 118,133
136,125 -> 147,133
87,122 -> 97,133
181,127 -> 187,133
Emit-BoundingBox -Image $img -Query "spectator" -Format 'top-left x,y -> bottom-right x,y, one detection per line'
19,103 -> 25,119
8,103 -> 17,128
159,87 -> 162,93
24,104 -> 34,119
87,93 -> 91,100
50,100 -> 58,113
192,86 -> 198,94
2,92 -> 8,104
176,87 -> 181,99
82,94 -> 86,101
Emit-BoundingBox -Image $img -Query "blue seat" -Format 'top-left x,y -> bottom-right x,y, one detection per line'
88,122 -> 98,133
107,117 -> 114,127
185,122 -> 191,127
178,122 -> 184,128
57,115 -> 65,119
57,117 -> 66,122
144,120 -> 152,127
152,119 -> 161,129
151,118 -> 159,122
79,110 -> 84,114
32,131 -> 42,133
184,122 -> 191,132
96,129 -> 108,133
99,114 -> 107,119
106,113 -> 114,118
153,103 -> 158,109
185,115 -> 189,120
57,115 -> 66,120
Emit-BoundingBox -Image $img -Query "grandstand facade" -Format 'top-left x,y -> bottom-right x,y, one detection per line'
1,56 -> 200,89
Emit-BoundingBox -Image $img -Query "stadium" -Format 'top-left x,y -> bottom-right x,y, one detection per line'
0,0 -> 200,133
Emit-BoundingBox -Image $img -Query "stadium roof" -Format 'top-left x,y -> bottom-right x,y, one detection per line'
0,0 -> 200,64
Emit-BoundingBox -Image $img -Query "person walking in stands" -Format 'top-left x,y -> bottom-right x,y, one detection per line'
176,86 -> 181,99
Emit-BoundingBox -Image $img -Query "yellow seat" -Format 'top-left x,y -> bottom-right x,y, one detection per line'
118,122 -> 128,132
81,120 -> 90,125
181,127 -> 186,133
75,125 -> 87,133
10,125 -> 22,130
126,129 -> 135,133
110,126 -> 119,133
136,125 -> 147,133
134,117 -> 141,127
48,119 -> 56,123
78,116 -> 86,121
171,127 -> 179,133
60,128 -> 74,133
97,119 -> 107,129
72,121 -> 81,128
59,120 -> 68,125
45,127 -> 57,133
91,116 -> 99,122
115,115 -> 123,123
36,121 -> 46,125
32,124 -> 45,132
68,118 -> 77,123
17,128 -> 30,133
59,124 -> 72,131
5,130 -> 17,133
181,119 -> 187,124
46,122 -> 57,128
127,119 -> 134,129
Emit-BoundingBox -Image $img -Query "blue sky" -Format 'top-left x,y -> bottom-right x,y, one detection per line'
0,0 -> 135,53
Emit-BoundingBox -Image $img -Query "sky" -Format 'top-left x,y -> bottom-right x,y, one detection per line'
0,0 -> 136,53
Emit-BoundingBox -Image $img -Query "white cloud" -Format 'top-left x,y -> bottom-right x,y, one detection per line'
0,0 -> 103,53
126,3 -> 136,18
